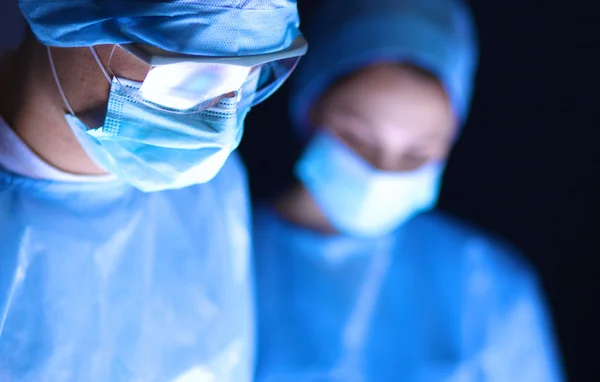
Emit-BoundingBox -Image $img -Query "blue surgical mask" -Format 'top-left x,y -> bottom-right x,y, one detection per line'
66,78 -> 249,193
295,130 -> 444,238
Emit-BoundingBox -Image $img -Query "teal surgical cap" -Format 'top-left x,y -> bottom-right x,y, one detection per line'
19,0 -> 301,56
289,0 -> 478,131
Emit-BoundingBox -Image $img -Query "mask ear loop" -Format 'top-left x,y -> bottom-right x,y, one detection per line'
48,46 -> 113,116
47,46 -> 76,116
89,46 -> 112,84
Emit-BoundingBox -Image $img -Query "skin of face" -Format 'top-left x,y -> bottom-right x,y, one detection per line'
310,62 -> 457,172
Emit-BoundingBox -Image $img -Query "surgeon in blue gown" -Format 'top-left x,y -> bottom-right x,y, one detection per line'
0,1 -> 305,381
253,0 -> 564,380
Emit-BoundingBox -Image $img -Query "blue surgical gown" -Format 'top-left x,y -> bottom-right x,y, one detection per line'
0,153 -> 254,381
253,205 -> 564,381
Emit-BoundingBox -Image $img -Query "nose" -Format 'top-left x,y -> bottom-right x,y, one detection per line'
199,91 -> 239,112
370,139 -> 404,171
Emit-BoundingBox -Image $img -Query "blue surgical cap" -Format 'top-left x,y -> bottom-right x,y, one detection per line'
19,0 -> 301,56
290,0 -> 478,132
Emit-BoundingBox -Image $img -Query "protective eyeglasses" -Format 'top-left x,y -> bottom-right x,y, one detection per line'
103,35 -> 308,113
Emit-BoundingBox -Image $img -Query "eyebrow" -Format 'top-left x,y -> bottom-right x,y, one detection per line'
334,105 -> 376,128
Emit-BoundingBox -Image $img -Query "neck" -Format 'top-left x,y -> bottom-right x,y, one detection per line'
0,34 -> 106,175
275,182 -> 338,235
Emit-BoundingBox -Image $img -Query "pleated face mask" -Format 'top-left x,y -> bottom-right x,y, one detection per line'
66,77 -> 248,193
50,47 -> 252,193
295,130 -> 444,237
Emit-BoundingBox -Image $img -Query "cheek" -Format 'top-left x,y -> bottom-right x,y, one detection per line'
436,139 -> 455,161
52,48 -> 112,117
415,133 -> 454,165
434,122 -> 459,157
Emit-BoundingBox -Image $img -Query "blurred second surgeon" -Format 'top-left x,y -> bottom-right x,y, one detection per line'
253,0 -> 564,380
0,0 -> 305,381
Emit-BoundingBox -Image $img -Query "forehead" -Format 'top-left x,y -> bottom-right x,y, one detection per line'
318,64 -> 456,137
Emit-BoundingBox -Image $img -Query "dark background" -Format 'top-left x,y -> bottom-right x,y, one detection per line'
240,1 -> 600,380
1,0 -> 598,379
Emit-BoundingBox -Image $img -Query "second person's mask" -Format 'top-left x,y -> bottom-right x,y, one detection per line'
295,130 -> 444,237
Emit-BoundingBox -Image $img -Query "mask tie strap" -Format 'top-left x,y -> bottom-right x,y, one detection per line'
47,46 -> 76,116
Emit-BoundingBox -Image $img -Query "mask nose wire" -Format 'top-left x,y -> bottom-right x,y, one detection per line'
47,46 -> 76,116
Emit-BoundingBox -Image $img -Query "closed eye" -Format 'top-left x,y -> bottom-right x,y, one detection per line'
336,128 -> 379,166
